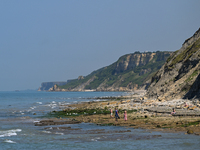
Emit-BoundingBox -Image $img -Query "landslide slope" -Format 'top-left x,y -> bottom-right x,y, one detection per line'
146,28 -> 200,100
56,51 -> 171,91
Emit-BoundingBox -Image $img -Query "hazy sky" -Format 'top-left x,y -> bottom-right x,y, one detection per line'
0,0 -> 200,91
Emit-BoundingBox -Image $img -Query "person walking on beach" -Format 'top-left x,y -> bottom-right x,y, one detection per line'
124,110 -> 127,121
184,102 -> 189,108
110,109 -> 113,118
115,107 -> 119,122
171,108 -> 176,115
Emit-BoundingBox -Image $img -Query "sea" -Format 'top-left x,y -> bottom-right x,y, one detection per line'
0,91 -> 199,150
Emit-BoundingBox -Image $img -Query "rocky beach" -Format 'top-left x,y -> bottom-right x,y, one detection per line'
48,90 -> 200,136
36,28 -> 200,139
1,91 -> 200,149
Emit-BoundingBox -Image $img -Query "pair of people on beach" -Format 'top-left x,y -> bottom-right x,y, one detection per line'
110,108 -> 127,121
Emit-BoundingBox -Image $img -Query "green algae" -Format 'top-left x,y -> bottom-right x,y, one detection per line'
181,121 -> 200,127
47,108 -> 110,118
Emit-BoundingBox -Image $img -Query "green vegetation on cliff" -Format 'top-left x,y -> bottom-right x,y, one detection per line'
169,38 -> 200,68
59,51 -> 171,91
146,27 -> 200,100
59,75 -> 93,90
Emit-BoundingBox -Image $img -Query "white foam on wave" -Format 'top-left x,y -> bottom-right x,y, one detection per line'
36,102 -> 42,104
94,99 -> 101,102
33,120 -> 40,123
30,106 -> 36,110
42,131 -> 51,134
4,139 -> 16,143
55,132 -> 64,135
0,129 -> 22,138
43,103 -> 58,109
59,102 -> 70,106
50,103 -> 57,109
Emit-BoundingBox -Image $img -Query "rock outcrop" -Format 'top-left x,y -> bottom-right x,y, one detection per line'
38,82 -> 68,91
34,119 -> 81,126
113,52 -> 156,74
146,28 -> 200,100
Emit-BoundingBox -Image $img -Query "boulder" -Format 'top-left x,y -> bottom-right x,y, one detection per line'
121,101 -> 126,104
109,101 -> 118,105
157,125 -> 161,128
101,102 -> 108,105
176,106 -> 181,109
187,130 -> 194,134
189,106 -> 197,110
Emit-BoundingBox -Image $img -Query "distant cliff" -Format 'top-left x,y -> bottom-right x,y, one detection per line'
38,82 -> 68,91
146,28 -> 200,100
51,51 -> 172,92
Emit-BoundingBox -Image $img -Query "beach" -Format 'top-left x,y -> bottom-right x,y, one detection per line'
54,90 -> 200,135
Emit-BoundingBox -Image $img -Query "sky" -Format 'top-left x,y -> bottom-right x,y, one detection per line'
0,0 -> 200,91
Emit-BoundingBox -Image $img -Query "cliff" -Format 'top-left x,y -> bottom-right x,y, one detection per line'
146,28 -> 200,100
53,51 -> 172,92
38,82 -> 68,91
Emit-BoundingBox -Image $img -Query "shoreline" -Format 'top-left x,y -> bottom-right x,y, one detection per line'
50,91 -> 200,135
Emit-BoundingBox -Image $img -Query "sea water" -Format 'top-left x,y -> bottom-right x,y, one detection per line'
0,91 -> 199,150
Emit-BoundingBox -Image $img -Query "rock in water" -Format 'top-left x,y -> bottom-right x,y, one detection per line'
187,130 -> 194,134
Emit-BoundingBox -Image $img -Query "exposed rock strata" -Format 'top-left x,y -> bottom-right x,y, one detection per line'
146,28 -> 200,100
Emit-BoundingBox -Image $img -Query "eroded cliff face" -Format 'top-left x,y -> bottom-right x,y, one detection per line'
146,28 -> 200,100
114,53 -> 156,74
50,51 -> 171,92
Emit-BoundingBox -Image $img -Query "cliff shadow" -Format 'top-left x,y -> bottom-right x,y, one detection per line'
184,74 -> 200,99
